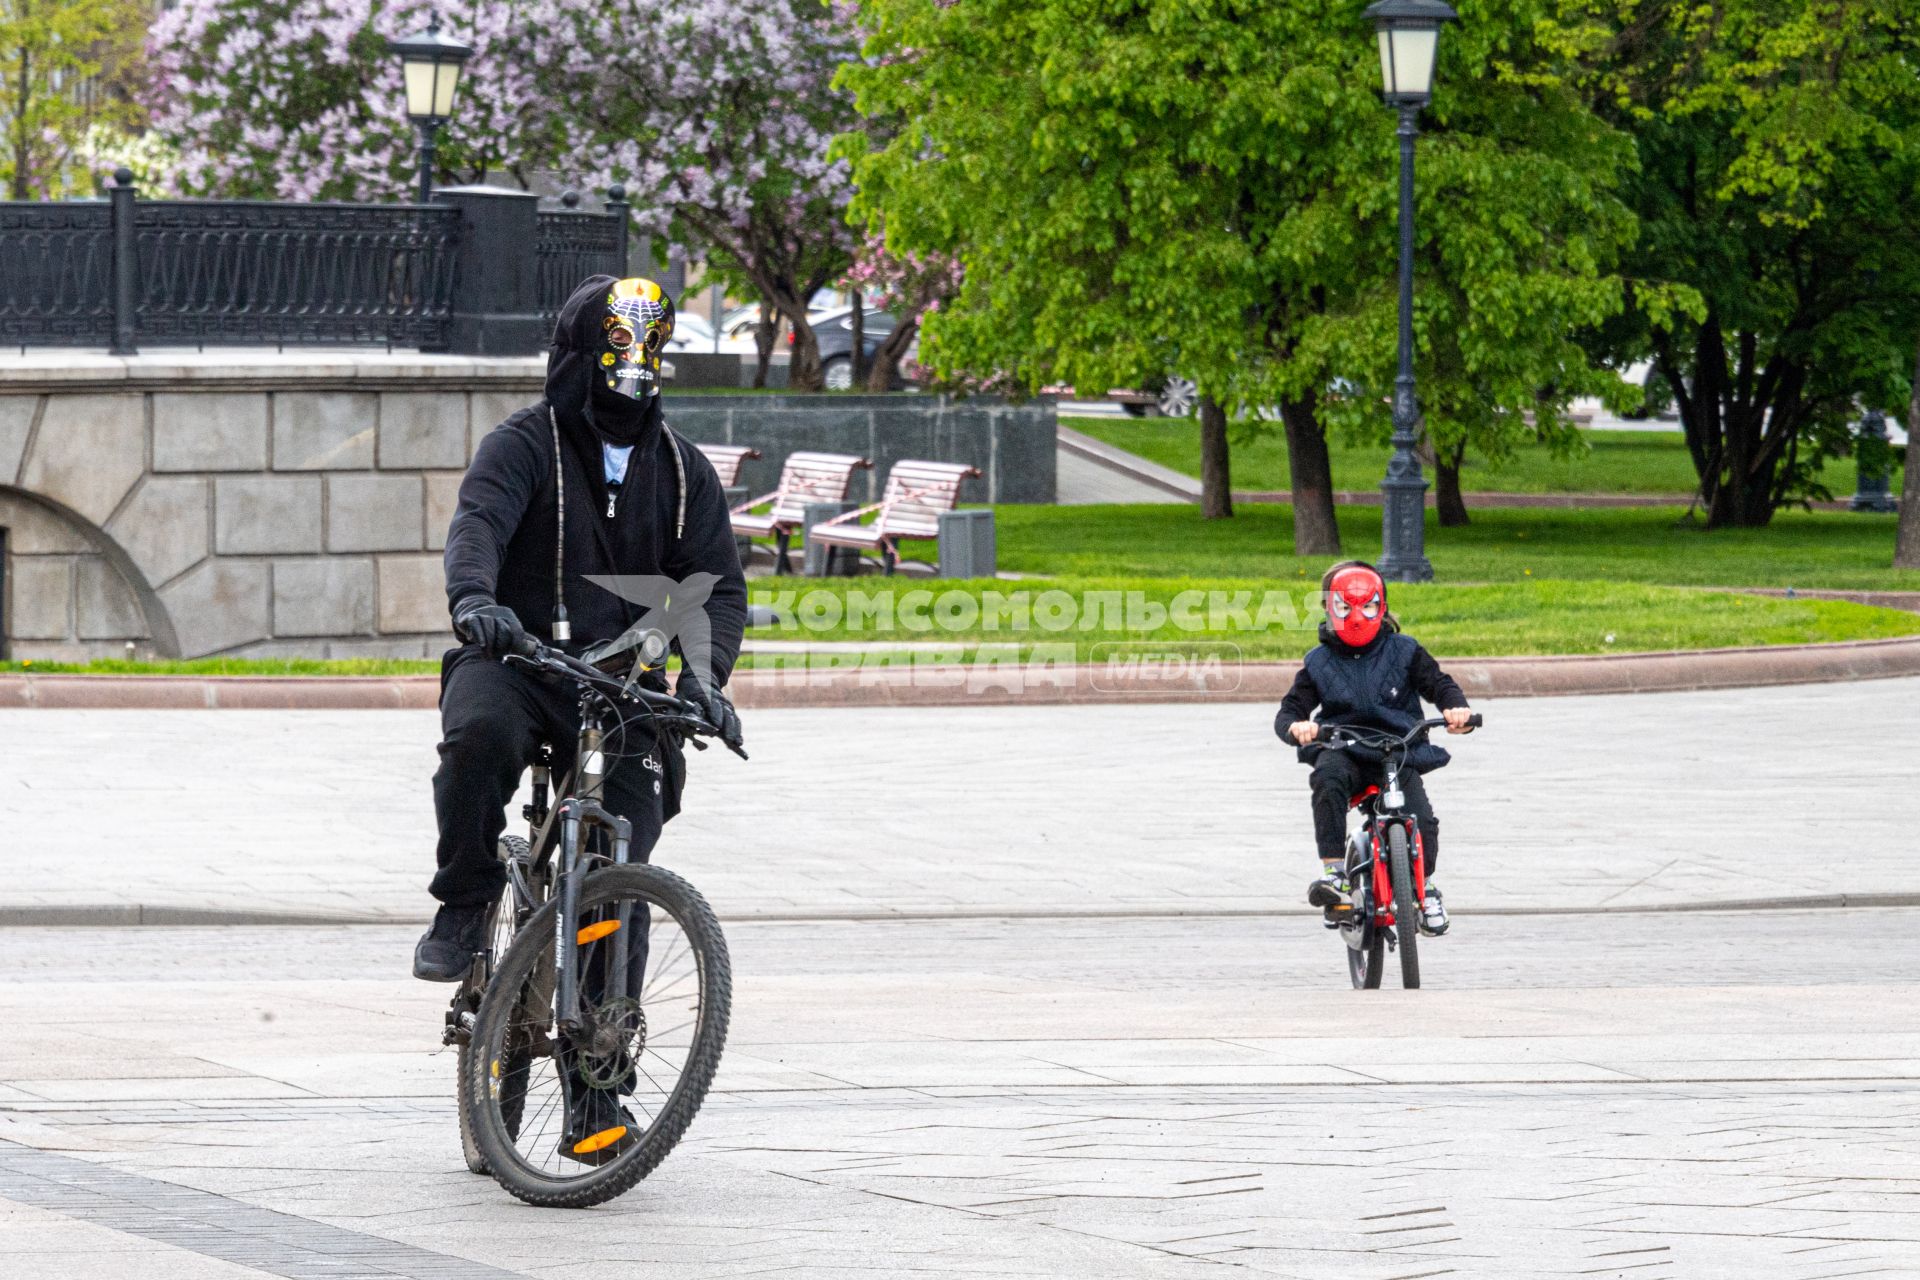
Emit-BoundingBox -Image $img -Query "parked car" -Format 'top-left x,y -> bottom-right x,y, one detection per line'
1124,374 -> 1198,418
802,305 -> 907,390
667,306 -> 770,356
664,311 -> 715,353
1067,374 -> 1198,417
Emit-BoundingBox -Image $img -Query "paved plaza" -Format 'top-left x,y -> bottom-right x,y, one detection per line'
2,678 -> 1915,922
0,679 -> 1916,1276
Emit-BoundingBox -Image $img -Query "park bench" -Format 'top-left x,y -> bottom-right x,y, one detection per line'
693,443 -> 762,487
806,459 -> 983,575
729,451 -> 874,574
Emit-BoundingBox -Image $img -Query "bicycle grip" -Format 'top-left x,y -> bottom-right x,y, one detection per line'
1467,712 -> 1483,729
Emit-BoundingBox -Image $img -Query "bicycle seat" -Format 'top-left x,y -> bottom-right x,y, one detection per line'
1346,784 -> 1381,811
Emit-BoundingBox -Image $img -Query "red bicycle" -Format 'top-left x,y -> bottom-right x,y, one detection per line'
1314,714 -> 1482,989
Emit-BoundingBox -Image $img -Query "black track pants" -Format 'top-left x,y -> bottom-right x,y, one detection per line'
1308,750 -> 1440,875
429,649 -> 666,907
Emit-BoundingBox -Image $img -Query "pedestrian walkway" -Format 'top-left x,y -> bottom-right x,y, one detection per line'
0,910 -> 1914,1278
0,678 -> 1915,923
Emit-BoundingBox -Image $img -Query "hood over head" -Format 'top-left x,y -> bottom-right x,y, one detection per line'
546,273 -> 666,450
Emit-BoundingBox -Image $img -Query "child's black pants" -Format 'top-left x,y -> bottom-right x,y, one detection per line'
1309,751 -> 1439,875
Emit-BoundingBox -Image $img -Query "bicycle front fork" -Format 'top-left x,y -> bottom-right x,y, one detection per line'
552,798 -> 634,1037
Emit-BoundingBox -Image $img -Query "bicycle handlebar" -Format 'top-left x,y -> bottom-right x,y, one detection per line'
1313,712 -> 1483,748
506,638 -> 747,758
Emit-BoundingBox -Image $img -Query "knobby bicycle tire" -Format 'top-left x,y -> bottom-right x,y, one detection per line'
1388,823 -> 1420,989
458,836 -> 534,1175
467,863 -> 731,1208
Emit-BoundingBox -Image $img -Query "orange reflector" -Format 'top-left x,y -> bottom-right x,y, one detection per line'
576,919 -> 621,945
572,1125 -> 628,1155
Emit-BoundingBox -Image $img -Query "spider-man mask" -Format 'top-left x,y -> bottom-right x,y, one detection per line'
597,278 -> 675,401
1327,564 -> 1386,647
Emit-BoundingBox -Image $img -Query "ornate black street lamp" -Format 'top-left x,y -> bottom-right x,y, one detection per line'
388,12 -> 471,204
1850,409 -> 1899,513
1363,0 -> 1455,582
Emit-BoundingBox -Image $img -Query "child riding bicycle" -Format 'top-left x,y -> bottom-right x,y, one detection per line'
1276,561 -> 1475,934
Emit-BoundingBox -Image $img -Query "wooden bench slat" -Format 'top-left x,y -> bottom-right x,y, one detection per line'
803,459 -> 982,561
730,450 -> 874,546
693,442 -> 763,487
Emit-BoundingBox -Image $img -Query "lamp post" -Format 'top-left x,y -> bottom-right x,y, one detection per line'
1850,409 -> 1898,513
388,12 -> 471,204
1363,0 -> 1455,583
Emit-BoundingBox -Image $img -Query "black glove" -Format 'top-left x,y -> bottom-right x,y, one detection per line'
677,671 -> 744,751
454,600 -> 527,658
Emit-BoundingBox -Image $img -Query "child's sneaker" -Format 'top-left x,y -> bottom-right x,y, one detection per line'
1308,863 -> 1352,912
1420,883 -> 1449,935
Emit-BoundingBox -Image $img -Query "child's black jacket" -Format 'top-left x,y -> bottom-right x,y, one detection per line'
1275,624 -> 1469,773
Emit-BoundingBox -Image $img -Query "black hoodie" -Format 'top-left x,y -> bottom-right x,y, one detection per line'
441,274 -> 747,684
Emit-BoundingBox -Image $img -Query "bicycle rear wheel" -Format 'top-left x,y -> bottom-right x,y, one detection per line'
457,837 -> 534,1175
467,864 -> 730,1208
1345,927 -> 1384,989
1387,823 -> 1420,989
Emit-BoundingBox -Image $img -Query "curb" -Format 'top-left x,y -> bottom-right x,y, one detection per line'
4,635 -> 1920,710
3,893 -> 1916,928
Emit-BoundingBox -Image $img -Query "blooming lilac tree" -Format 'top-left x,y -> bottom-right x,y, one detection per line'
150,0 -> 864,393
842,233 -> 961,391
548,0 -> 862,390
146,0 -> 556,200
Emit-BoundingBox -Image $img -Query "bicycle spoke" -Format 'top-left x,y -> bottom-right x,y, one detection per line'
471,867 -> 727,1203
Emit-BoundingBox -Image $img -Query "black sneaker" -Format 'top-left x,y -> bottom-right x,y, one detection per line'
412,901 -> 487,982
560,1085 -> 637,1166
1307,863 -> 1353,912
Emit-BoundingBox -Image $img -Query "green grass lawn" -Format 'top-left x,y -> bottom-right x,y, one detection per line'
10,502 -> 1914,675
992,502 -> 1920,591
1068,417 -> 1894,499
746,576 -> 1920,660
744,500 -> 1920,658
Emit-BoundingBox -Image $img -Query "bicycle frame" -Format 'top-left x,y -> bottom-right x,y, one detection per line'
1321,716 -> 1468,935
1349,750 -> 1427,933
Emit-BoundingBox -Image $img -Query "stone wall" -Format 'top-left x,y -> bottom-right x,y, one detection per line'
0,350 -> 536,662
0,350 -> 1055,661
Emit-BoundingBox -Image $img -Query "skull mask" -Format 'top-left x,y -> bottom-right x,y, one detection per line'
1326,563 -> 1387,648
598,278 -> 675,401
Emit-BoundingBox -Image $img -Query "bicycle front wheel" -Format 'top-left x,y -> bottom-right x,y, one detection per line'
467,864 -> 731,1208
1387,823 -> 1420,990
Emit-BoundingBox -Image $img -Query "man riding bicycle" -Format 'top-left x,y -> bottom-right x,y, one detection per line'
414,274 -> 747,983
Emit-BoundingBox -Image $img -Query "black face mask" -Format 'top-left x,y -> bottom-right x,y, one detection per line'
585,382 -> 660,447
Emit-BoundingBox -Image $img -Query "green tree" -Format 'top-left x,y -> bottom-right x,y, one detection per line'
1557,0 -> 1920,528
1,0 -> 143,198
841,0 -> 1639,544
1897,336 -> 1920,569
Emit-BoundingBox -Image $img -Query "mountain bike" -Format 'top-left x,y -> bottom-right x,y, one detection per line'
442,630 -> 743,1208
1314,714 -> 1482,991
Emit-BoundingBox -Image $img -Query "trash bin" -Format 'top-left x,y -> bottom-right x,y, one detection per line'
802,500 -> 859,576
937,510 -> 996,578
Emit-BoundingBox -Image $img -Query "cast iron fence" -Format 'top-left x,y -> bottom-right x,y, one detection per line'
0,200 -> 114,347
0,172 -> 628,354
537,190 -> 627,337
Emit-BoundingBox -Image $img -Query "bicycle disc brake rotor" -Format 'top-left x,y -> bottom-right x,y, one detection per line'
576,997 -> 647,1089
